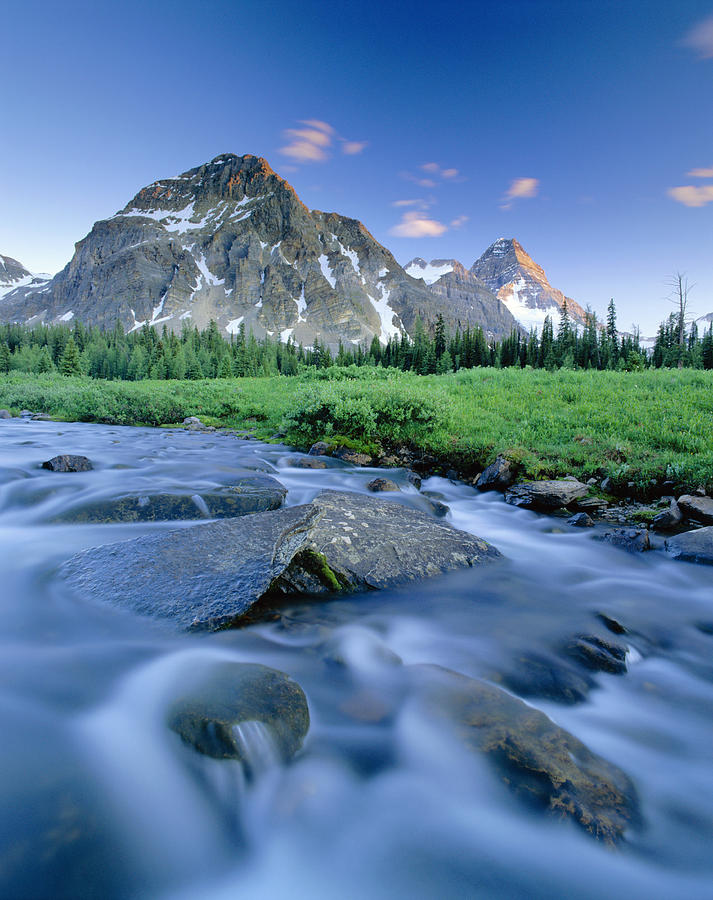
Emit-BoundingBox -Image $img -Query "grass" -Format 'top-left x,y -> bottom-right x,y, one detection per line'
1,367 -> 711,496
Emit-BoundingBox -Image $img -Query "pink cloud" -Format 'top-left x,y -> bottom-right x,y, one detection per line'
342,141 -> 368,155
668,184 -> 713,207
681,15 -> 713,58
389,211 -> 448,238
687,166 -> 713,177
450,215 -> 469,228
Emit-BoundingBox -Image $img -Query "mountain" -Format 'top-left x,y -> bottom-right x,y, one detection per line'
0,255 -> 51,302
404,258 -> 521,340
1,154 -> 509,347
471,238 -> 588,332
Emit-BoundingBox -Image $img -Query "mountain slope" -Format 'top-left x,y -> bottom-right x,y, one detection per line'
405,258 -> 521,340
471,238 -> 588,332
1,154 -> 501,346
0,254 -> 51,302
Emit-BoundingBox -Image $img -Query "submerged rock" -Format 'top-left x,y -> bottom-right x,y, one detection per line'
475,456 -> 513,492
332,447 -> 373,466
367,477 -> 400,493
41,454 -> 93,473
665,526 -> 713,565
505,479 -> 589,511
52,476 -> 286,523
60,490 -> 501,630
599,528 -> 651,553
288,456 -> 328,469
567,512 -> 594,527
563,634 -> 628,674
498,651 -> 595,704
414,666 -> 639,845
167,662 -> 309,772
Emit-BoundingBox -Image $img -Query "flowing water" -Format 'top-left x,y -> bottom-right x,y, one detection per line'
0,419 -> 712,899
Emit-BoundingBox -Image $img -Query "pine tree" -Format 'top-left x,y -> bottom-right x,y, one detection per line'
0,341 -> 10,374
60,336 -> 82,376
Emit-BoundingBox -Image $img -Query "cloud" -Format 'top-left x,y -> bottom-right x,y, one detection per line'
442,168 -> 459,179
687,166 -> 713,177
500,176 -> 540,209
418,162 -> 460,179
450,215 -> 469,228
278,120 -> 366,164
341,140 -> 368,155
681,14 -> 713,58
421,162 -> 440,173
668,184 -> 713,207
389,211 -> 448,238
392,198 -> 424,207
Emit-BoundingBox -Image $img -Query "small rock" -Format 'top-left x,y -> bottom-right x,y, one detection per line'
406,471 -> 422,490
676,495 -> 713,525
425,499 -> 450,517
665,526 -> 713,565
694,485 -> 707,497
601,476 -> 613,492
308,441 -> 329,456
20,410 -> 33,418
572,496 -> 608,513
288,456 -> 328,469
586,477 -> 598,486
596,613 -> 627,635
31,413 -> 52,421
367,477 -> 400,493
600,528 -> 650,553
183,416 -> 203,426
564,634 -> 628,674
332,447 -> 372,466
567,512 -> 594,527
505,479 -> 589,511
41,454 -> 93,473
446,468 -> 459,482
0,409 -> 13,419
652,499 -> 683,530
499,652 -> 595,705
475,455 -> 514,492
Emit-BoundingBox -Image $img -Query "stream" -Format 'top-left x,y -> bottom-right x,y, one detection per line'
0,418 -> 712,899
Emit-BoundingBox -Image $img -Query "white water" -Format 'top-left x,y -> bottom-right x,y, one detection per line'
0,419 -> 712,899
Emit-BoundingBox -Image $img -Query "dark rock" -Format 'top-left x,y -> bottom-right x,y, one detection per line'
694,621 -> 713,636
568,512 -> 594,527
505,479 -> 589,511
308,441 -> 330,456
596,613 -> 627,635
167,662 -> 309,772
600,528 -> 650,553
600,476 -> 613,492
31,413 -> 52,421
572,496 -> 609,514
41,454 -> 93,473
332,447 -> 373,466
446,468 -> 459,482
665,526 -> 713,565
694,485 -> 708,497
0,409 -> 11,419
414,666 -> 639,845
652,499 -> 683,530
499,652 -> 595,704
367,477 -> 400,493
475,456 -> 514,491
411,453 -> 438,474
20,409 -> 33,417
52,476 -> 286,524
288,456 -> 328,469
564,634 -> 628,674
676,495 -> 713,525
406,471 -> 422,490
61,490 -> 501,631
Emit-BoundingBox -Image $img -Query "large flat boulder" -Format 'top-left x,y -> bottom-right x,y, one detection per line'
676,495 -> 713,525
665,526 -> 713,565
505,479 -> 589,511
60,490 -> 501,631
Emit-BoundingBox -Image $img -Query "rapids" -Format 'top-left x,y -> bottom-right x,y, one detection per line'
0,419 -> 711,899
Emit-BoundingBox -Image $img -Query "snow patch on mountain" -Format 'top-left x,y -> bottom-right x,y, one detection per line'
405,258 -> 454,285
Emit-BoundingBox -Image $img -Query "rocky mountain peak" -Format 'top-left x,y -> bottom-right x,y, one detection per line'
0,254 -> 51,301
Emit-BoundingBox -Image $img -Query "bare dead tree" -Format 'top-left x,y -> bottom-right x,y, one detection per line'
667,272 -> 695,359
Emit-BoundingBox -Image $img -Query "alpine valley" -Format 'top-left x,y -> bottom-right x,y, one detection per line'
1,154 -> 588,345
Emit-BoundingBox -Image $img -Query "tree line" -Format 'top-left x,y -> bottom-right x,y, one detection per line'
1,299 -> 711,380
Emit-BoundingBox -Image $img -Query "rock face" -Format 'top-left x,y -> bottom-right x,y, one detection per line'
470,238 -> 588,332
404,258 -> 521,340
51,476 -> 286,523
414,666 -> 639,845
505,479 -> 589,511
167,662 -> 309,770
475,456 -> 514,492
1,154 -> 508,348
0,253 -> 51,303
60,490 -> 501,630
665,527 -> 713,565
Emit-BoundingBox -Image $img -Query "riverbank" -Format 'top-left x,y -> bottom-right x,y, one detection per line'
1,367 -> 711,498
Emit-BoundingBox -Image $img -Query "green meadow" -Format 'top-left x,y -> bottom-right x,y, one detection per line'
1,367 -> 711,495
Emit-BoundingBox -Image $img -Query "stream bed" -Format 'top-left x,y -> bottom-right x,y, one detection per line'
0,418 -> 712,899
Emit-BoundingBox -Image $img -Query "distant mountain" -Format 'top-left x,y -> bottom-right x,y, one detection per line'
1,154 -> 515,347
470,238 -> 588,332
0,254 -> 51,302
404,257 -> 521,340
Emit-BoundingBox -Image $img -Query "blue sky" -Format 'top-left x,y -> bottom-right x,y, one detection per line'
2,0 -> 712,332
